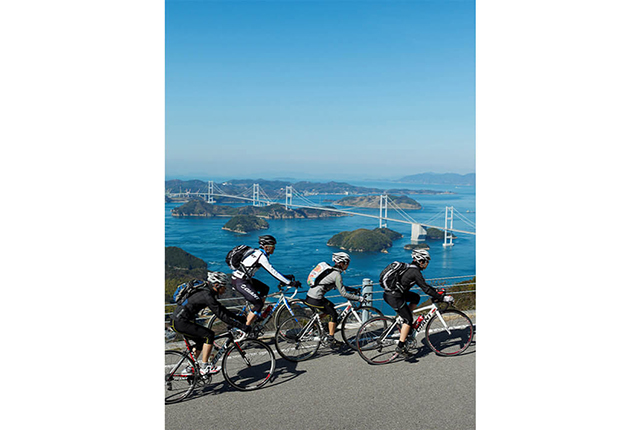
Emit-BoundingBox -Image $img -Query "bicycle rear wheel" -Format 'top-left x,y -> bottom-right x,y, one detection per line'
273,299 -> 309,329
275,315 -> 321,362
340,306 -> 384,350
222,339 -> 275,391
165,351 -> 196,404
356,316 -> 399,365
424,309 -> 474,356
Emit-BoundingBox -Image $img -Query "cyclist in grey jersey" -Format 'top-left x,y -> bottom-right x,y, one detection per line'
305,252 -> 364,347
231,235 -> 300,329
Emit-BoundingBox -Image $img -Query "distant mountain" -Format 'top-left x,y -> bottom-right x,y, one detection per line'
335,195 -> 422,210
397,172 -> 475,186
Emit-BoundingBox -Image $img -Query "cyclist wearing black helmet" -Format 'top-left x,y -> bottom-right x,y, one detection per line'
170,272 -> 250,375
384,249 -> 445,358
231,235 -> 301,328
304,252 -> 365,348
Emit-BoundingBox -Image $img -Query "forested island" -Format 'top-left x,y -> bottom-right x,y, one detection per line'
334,195 -> 422,209
327,227 -> 402,253
171,200 -> 348,219
223,215 -> 269,233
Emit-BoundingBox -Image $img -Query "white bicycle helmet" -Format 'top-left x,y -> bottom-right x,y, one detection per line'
411,249 -> 431,264
332,252 -> 351,265
207,271 -> 231,287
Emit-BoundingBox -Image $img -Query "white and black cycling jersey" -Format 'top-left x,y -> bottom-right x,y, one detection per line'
231,248 -> 291,285
306,267 -> 360,302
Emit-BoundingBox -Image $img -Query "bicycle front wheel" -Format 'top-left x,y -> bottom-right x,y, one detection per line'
425,309 -> 474,356
273,299 -> 309,328
275,315 -> 321,362
340,306 -> 384,350
222,339 -> 275,391
165,351 -> 196,404
356,316 -> 399,365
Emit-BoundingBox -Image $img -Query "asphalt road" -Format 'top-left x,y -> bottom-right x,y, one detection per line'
166,330 -> 476,430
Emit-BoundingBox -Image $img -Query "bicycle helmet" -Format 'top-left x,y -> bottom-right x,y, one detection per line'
411,249 -> 431,264
207,271 -> 231,287
258,235 -> 277,247
332,252 -> 351,265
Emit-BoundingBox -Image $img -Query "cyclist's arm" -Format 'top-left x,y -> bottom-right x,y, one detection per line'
257,253 -> 292,285
333,272 -> 360,301
206,294 -> 245,329
405,268 -> 439,298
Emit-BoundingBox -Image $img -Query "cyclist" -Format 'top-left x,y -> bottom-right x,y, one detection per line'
304,252 -> 365,348
231,235 -> 301,329
170,272 -> 250,375
383,249 -> 445,358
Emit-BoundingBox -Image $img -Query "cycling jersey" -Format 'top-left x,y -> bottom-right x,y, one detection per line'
393,264 -> 439,298
306,267 -> 360,302
172,286 -> 245,329
232,248 -> 291,285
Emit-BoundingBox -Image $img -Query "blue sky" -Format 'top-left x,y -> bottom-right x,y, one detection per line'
166,0 -> 475,181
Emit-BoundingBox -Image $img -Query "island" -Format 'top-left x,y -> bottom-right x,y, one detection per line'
403,243 -> 431,251
334,195 -> 422,210
171,201 -> 349,219
327,227 -> 403,253
223,215 -> 269,233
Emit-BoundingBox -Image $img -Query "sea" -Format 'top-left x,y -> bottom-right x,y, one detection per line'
165,180 -> 475,315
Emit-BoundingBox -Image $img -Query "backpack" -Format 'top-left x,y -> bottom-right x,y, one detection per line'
172,279 -> 208,305
307,262 -> 336,287
225,245 -> 255,271
379,262 -> 409,293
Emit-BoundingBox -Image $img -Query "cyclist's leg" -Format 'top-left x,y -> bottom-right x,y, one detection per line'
172,318 -> 216,363
232,277 -> 265,326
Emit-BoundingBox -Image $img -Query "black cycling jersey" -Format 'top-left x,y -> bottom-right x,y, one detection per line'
172,287 -> 245,330
395,265 -> 439,298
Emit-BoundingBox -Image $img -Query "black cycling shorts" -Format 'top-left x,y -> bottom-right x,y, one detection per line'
303,296 -> 339,323
383,290 -> 420,325
231,277 -> 269,312
171,318 -> 215,351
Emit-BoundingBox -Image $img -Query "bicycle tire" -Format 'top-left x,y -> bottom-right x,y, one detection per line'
273,299 -> 309,329
165,351 -> 197,404
424,309 -> 474,356
340,306 -> 384,350
274,315 -> 321,362
355,316 -> 399,365
222,339 -> 275,391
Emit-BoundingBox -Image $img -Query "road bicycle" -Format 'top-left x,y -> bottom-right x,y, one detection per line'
165,328 -> 275,404
205,281 -> 308,343
274,290 -> 383,362
355,295 -> 474,365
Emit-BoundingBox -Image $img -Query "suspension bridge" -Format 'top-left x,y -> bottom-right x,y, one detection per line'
166,181 -> 476,247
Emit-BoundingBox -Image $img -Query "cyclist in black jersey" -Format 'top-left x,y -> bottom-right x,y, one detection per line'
304,252 -> 365,348
383,249 -> 445,358
171,272 -> 250,375
231,235 -> 301,330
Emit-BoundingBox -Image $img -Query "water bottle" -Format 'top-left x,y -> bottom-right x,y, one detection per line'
263,304 -> 274,316
413,315 -> 425,330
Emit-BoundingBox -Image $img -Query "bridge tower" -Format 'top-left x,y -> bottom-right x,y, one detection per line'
379,194 -> 388,228
285,186 -> 293,210
207,181 -> 215,204
443,206 -> 455,247
253,184 -> 260,206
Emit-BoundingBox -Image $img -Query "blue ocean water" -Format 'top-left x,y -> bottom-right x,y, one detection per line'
165,180 -> 475,314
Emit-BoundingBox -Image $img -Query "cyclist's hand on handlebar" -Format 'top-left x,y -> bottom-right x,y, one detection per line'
290,280 -> 301,289
443,295 -> 454,303
433,288 -> 446,302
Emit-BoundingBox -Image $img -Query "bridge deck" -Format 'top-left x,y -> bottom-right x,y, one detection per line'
165,330 -> 476,430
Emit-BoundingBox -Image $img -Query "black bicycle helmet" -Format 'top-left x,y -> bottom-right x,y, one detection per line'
258,235 -> 277,247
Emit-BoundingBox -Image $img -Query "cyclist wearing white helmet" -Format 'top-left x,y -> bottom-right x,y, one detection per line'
231,235 -> 301,329
171,272 -> 250,375
304,252 -> 364,348
383,248 -> 445,358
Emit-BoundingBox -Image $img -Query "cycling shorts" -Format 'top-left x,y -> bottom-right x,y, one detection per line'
383,290 -> 420,326
303,296 -> 338,323
171,318 -> 216,351
231,277 -> 269,312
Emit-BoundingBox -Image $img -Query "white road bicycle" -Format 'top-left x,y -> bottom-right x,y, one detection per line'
355,295 -> 474,365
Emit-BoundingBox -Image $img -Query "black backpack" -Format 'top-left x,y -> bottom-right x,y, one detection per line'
379,262 -> 409,293
172,279 -> 208,305
225,245 -> 255,271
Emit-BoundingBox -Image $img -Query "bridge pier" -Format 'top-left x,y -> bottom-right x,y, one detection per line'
411,223 -> 427,242
443,206 -> 455,247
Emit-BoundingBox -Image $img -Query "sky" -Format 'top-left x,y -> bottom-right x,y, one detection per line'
166,0 -> 475,181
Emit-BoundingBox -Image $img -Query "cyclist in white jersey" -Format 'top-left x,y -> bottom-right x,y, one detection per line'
231,235 -> 301,329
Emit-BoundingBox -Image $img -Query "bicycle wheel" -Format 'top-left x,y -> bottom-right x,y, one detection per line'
274,315 -> 321,362
424,309 -> 474,356
356,316 -> 399,365
273,299 -> 309,328
222,339 -> 275,391
165,351 -> 196,404
340,306 -> 384,350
